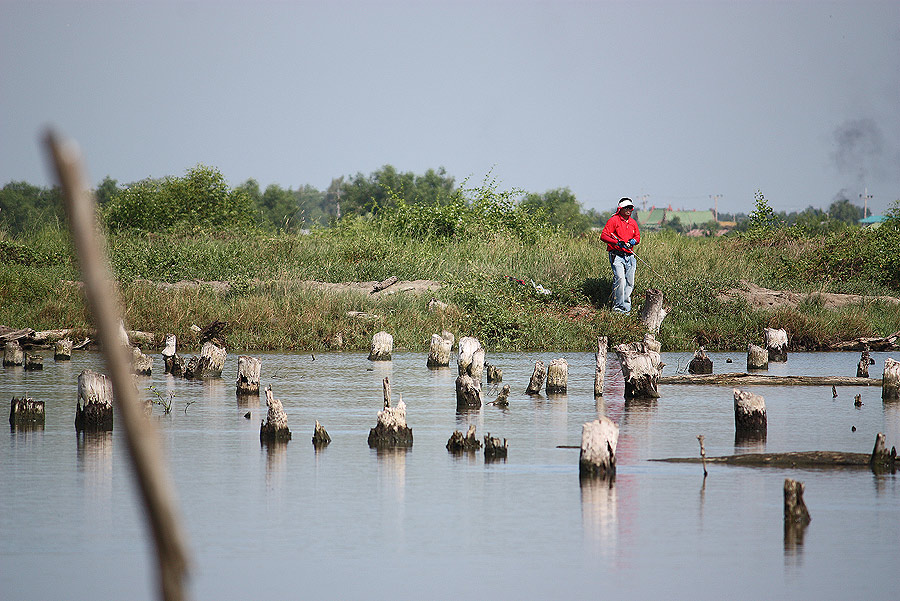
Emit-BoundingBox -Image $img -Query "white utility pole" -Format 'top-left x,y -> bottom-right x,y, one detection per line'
860,188 -> 872,219
709,194 -> 722,222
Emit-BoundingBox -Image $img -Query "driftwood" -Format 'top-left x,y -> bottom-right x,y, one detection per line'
659,373 -> 882,386
747,343 -> 768,370
830,330 -> 900,351
236,355 -> 262,395
594,336 -> 607,398
883,358 -> 900,401
260,385 -> 291,442
426,333 -> 452,368
367,378 -> 413,448
764,327 -> 788,362
688,347 -> 713,374
446,424 -> 482,452
368,331 -> 393,361
525,360 -> 546,395
372,275 -> 399,293
9,396 -> 45,427
312,420 -> 331,448
546,358 -> 569,394
579,417 -> 618,478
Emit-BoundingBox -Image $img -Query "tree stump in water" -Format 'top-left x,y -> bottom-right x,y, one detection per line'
24,353 -> 43,371
54,338 -> 73,361
3,341 -> 24,366
688,347 -> 713,375
639,288 -> 668,334
483,433 -> 508,460
259,385 -> 291,442
579,417 -> 618,478
368,331 -> 393,361
882,358 -> 900,401
312,420 -> 331,448
426,333 -> 452,368
491,384 -> 511,407
784,478 -> 811,525
869,432 -> 897,473
161,334 -> 176,374
185,342 -> 226,379
765,327 -> 788,362
447,424 -> 482,452
456,374 -> 482,411
856,349 -> 875,378
76,370 -> 113,432
166,355 -> 186,377
734,388 -> 767,436
747,343 -> 769,371
131,346 -> 152,375
594,336 -> 607,398
9,397 -> 45,427
441,330 -> 455,348
236,355 -> 261,396
546,358 -> 569,394
615,344 -> 662,400
486,363 -> 503,383
456,337 -> 483,410
525,360 -> 546,395
368,378 -> 413,448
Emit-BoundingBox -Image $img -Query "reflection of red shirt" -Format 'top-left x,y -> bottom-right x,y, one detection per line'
600,213 -> 640,253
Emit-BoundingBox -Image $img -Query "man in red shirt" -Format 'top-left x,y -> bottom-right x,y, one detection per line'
600,198 -> 641,314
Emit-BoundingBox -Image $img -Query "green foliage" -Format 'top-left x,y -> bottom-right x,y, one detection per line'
104,165 -> 254,232
745,190 -> 780,234
521,187 -> 592,234
338,165 -> 457,218
0,181 -> 63,235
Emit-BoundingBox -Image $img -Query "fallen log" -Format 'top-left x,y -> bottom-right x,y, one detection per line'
652,450 -> 874,468
658,373 -> 882,386
830,330 -> 900,351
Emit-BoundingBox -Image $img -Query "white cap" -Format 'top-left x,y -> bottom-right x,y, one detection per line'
618,198 -> 634,209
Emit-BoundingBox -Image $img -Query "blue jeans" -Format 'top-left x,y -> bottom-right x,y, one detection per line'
609,252 -> 636,313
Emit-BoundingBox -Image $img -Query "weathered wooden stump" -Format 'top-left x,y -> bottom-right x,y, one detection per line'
3,341 -> 24,366
426,333 -> 452,368
54,338 -> 73,361
368,331 -> 393,361
525,360 -> 546,395
546,358 -> 569,394
312,420 -> 331,448
367,378 -> 413,448
747,343 -> 769,371
579,417 -> 618,478
483,433 -> 508,460
161,334 -> 176,373
131,346 -> 152,375
24,353 -> 43,370
856,349 -> 875,378
236,355 -> 262,396
615,345 -> 661,400
594,336 -> 608,398
784,478 -> 811,525
642,332 -> 661,353
456,337 -> 483,410
447,424 -> 482,452
259,385 -> 291,442
455,374 -> 482,411
734,388 -> 767,436
76,369 -> 113,432
688,347 -> 713,374
9,396 -> 45,427
765,327 -> 788,362
491,384 -> 511,407
869,432 -> 897,473
882,357 -> 900,401
639,288 -> 668,334
441,330 -> 455,348
486,362 -> 503,383
185,342 -> 226,379
166,354 -> 186,377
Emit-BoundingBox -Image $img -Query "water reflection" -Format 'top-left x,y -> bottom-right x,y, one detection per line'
262,440 -> 288,487
784,520 -> 808,568
77,431 -> 113,501
376,447 -> 408,503
734,430 -> 767,453
884,400 -> 900,453
580,476 -> 617,557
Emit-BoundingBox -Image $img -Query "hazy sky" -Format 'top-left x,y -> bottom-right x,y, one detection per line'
2,0 -> 899,216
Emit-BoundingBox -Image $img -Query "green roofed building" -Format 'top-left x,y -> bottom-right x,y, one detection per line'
638,208 -> 666,228
637,207 -> 717,231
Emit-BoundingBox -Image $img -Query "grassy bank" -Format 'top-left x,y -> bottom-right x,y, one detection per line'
2,220 -> 899,353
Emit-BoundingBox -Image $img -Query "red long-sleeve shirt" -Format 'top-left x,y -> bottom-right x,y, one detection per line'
600,213 -> 640,254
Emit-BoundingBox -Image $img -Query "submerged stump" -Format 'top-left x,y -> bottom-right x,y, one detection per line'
456,337 -> 484,410
594,336 -> 608,398
486,362 -> 503,383
312,420 -> 331,448
688,347 -> 713,375
483,433 -> 508,460
883,358 -> 900,401
24,353 -> 43,371
260,385 -> 291,442
161,334 -> 177,373
455,374 -> 482,411
9,396 -> 45,427
75,369 -> 113,432
525,360 -> 547,395
869,432 -> 897,473
185,342 -> 226,379
546,358 -> 569,394
54,338 -> 73,361
490,384 -> 511,407
236,355 -> 262,396
857,349 -> 875,378
368,331 -> 393,361
734,388 -> 767,436
579,416 -> 618,478
615,345 -> 661,400
784,478 -> 811,525
765,327 -> 788,362
747,343 -> 769,371
166,354 -> 186,377
131,346 -> 152,376
426,333 -> 452,368
368,377 -> 413,448
447,424 -> 482,453
3,341 -> 24,367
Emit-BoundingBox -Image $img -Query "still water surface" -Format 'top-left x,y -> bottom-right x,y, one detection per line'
2,350 -> 899,600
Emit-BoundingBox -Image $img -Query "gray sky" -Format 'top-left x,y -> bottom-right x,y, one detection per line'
2,0 -> 899,216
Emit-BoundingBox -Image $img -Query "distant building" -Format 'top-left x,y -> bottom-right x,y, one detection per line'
860,215 -> 886,227
637,207 -> 718,232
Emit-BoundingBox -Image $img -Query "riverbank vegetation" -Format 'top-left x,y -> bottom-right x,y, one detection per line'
2,166 -> 898,353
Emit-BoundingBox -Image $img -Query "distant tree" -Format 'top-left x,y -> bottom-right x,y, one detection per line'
338,165 -> 456,218
0,181 -> 63,235
828,197 -> 863,225
521,187 -> 592,234
661,215 -> 684,233
94,176 -> 119,206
